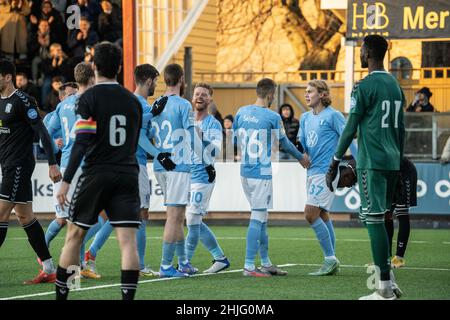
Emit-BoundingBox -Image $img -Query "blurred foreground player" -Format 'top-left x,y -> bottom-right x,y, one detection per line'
55,42 -> 142,300
0,59 -> 62,284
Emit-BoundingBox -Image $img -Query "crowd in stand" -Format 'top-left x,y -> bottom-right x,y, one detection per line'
0,0 -> 122,113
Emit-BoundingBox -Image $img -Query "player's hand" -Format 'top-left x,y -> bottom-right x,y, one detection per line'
49,165 -> 62,183
205,165 -> 216,183
55,138 -> 64,149
56,181 -> 70,210
157,152 -> 176,171
326,159 -> 340,192
151,96 -> 168,117
299,154 -> 310,169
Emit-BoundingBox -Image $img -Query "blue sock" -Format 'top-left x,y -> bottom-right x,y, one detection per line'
324,219 -> 336,251
200,222 -> 224,260
80,216 -> 105,263
311,218 -> 334,258
259,222 -> 272,267
89,219 -> 113,258
45,219 -> 63,248
176,240 -> 187,265
185,224 -> 201,262
245,219 -> 263,270
137,220 -> 147,270
161,241 -> 176,267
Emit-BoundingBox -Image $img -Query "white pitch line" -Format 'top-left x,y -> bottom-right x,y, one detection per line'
1,263 -> 449,301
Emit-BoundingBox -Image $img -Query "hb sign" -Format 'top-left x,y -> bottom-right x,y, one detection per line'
347,0 -> 450,39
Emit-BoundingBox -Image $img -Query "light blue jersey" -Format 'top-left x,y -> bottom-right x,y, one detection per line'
135,94 -> 160,165
151,95 -> 195,173
234,105 -> 295,180
298,106 -> 357,177
191,115 -> 223,184
46,94 -> 79,168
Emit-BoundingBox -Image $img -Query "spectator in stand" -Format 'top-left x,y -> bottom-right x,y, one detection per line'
279,103 -> 300,160
222,114 -> 240,162
0,0 -> 30,61
406,87 -> 435,112
69,0 -> 101,29
43,75 -> 63,113
29,0 -> 67,45
39,43 -> 72,101
28,19 -> 54,82
59,81 -> 78,100
98,0 -> 122,42
15,72 -> 41,104
67,16 -> 99,60
208,101 -> 224,127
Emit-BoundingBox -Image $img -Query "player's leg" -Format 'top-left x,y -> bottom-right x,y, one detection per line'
200,222 -> 230,273
358,169 -> 397,300
392,206 -> 409,268
157,172 -> 193,277
384,209 -> 395,257
79,215 -> 105,269
137,165 -> 153,276
115,227 -> 139,300
46,176 -> 68,248
321,211 -> 336,251
0,201 -> 14,247
56,222 -> 88,300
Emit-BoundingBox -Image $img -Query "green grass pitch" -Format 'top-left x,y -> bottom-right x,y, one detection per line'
0,225 -> 449,300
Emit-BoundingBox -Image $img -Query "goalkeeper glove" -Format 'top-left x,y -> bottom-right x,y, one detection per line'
326,158 -> 340,192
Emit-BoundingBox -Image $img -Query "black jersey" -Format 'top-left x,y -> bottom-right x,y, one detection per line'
72,83 -> 142,176
0,89 -> 40,166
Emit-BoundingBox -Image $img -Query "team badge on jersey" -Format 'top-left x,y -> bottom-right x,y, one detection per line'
5,103 -> 12,113
27,109 -> 38,120
350,97 -> 357,110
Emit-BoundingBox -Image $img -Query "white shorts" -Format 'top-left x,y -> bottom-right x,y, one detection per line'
139,165 -> 150,209
53,167 -> 82,218
154,171 -> 190,207
241,177 -> 273,211
306,174 -> 338,212
188,183 -> 215,216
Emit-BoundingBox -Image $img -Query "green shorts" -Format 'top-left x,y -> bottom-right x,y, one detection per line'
357,169 -> 399,217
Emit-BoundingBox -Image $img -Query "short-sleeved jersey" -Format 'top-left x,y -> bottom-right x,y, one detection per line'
233,105 -> 285,180
350,71 -> 405,171
299,106 -> 357,177
135,94 -> 154,166
191,114 -> 223,184
0,89 -> 40,166
46,94 -> 78,168
75,83 -> 142,175
151,95 -> 194,173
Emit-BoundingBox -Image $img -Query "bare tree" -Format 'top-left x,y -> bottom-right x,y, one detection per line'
218,0 -> 345,72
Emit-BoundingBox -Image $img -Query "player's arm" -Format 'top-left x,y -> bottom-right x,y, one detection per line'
297,115 -> 307,154
333,111 -> 358,157
43,110 -> 62,154
276,115 -> 309,168
399,91 -> 406,160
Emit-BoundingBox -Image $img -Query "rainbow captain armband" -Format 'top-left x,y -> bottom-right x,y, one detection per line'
75,118 -> 97,135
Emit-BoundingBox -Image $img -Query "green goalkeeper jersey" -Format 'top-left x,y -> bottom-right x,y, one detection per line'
335,71 -> 405,171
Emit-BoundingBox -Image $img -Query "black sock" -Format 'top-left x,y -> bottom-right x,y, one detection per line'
396,209 -> 410,258
22,219 -> 51,261
384,212 -> 394,257
55,265 -> 73,300
121,270 -> 139,300
0,222 -> 8,247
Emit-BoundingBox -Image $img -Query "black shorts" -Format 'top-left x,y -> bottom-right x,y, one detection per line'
69,171 -> 140,229
0,162 -> 35,204
393,168 -> 417,209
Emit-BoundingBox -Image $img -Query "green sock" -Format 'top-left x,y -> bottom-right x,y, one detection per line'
366,218 -> 391,281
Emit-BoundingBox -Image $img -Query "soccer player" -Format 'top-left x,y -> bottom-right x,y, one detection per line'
384,157 -> 416,268
233,78 -> 310,277
298,80 -> 357,276
55,42 -> 142,300
152,63 -> 199,278
44,63 -> 96,251
81,63 -> 175,278
0,59 -> 62,284
326,35 -> 405,300
185,82 -> 230,273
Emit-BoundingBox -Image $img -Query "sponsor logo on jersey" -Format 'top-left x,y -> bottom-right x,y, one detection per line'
307,130 -> 318,148
27,109 -> 38,120
5,103 -> 12,113
243,114 -> 259,124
